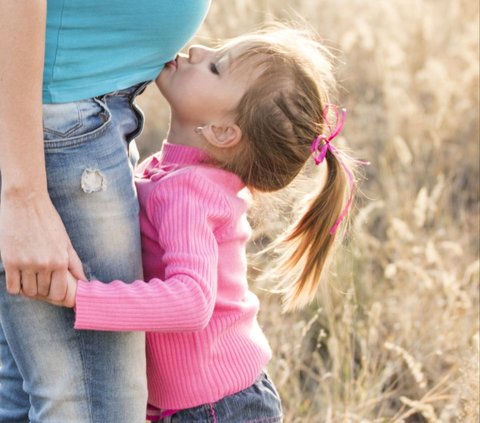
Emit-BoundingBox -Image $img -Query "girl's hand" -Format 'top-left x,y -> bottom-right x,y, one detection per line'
22,271 -> 78,308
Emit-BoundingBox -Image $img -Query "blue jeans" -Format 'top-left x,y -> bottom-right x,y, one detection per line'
0,83 -> 149,422
156,372 -> 283,423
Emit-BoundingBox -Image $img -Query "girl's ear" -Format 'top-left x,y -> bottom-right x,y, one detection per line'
199,124 -> 242,149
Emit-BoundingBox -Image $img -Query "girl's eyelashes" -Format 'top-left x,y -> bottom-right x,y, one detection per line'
209,62 -> 220,75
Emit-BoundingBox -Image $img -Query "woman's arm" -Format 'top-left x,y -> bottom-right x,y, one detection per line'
0,0 -> 85,300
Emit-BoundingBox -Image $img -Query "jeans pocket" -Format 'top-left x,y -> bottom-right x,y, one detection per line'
43,98 -> 111,149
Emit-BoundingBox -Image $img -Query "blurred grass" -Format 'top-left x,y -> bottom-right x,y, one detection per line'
136,0 -> 479,421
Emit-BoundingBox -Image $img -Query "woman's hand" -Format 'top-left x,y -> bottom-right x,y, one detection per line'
0,191 -> 86,302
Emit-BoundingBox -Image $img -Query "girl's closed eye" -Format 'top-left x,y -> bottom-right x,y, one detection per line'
209,62 -> 219,75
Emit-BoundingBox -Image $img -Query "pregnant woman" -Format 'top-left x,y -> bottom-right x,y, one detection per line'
0,1 -> 210,422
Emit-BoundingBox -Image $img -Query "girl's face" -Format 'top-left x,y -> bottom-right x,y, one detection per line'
156,44 -> 253,128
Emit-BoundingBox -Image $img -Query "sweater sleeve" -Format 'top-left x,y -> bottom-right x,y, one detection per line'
74,170 -> 230,332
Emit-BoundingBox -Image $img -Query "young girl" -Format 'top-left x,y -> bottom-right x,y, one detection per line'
40,26 -> 356,422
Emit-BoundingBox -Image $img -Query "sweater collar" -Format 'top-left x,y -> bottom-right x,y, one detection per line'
142,142 -> 247,195
159,142 -> 209,166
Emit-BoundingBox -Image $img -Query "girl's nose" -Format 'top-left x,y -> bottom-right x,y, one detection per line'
188,45 -> 213,64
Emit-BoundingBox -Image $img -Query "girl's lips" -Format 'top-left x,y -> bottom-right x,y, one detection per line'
166,56 -> 178,69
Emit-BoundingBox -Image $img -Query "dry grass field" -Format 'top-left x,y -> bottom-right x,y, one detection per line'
137,0 -> 479,421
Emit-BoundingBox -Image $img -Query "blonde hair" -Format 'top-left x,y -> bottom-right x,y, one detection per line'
216,26 -> 353,311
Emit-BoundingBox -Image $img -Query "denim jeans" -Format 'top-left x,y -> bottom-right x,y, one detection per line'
0,83 -> 149,422
156,372 -> 283,423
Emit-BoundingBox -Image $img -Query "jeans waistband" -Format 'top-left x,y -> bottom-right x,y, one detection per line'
97,81 -> 150,102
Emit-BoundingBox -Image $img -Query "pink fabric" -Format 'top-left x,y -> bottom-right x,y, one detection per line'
74,143 -> 272,409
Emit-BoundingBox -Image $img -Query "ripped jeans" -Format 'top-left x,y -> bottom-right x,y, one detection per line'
0,83 -> 149,423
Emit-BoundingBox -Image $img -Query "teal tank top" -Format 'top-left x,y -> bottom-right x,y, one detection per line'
43,0 -> 210,103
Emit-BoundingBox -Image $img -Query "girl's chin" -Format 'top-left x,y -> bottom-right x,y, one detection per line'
155,73 -> 166,88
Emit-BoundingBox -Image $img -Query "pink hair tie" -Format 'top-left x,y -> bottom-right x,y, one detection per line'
310,105 -> 347,165
311,105 -> 360,235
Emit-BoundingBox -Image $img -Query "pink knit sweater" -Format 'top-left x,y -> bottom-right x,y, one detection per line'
74,143 -> 272,409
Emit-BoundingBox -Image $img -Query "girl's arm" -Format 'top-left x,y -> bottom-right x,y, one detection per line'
73,171 -> 228,332
0,0 -> 85,301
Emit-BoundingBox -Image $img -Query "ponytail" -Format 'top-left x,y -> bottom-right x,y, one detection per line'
268,151 -> 351,311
